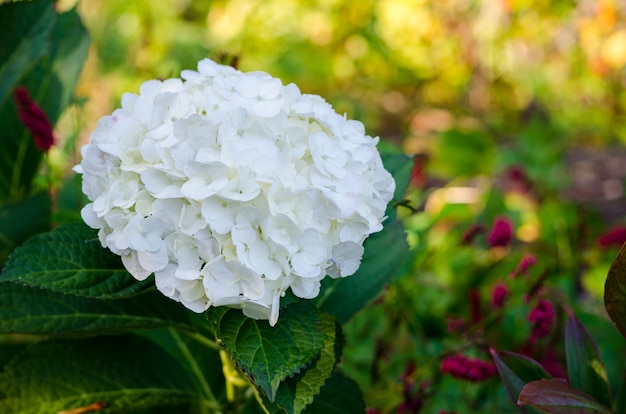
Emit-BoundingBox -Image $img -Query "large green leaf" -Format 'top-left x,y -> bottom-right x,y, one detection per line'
490,348 -> 550,414
138,328 -> 226,404
302,371 -> 365,414
0,0 -> 89,198
272,313 -> 342,414
380,151 -> 413,208
314,217 -> 408,323
28,6 -> 90,124
0,283 -> 197,336
0,0 -> 54,109
0,0 -> 54,198
605,243 -> 626,340
565,312 -> 612,408
0,335 -> 217,413
0,190 -> 51,266
518,378 -> 612,414
209,302 -> 329,401
0,222 -> 153,298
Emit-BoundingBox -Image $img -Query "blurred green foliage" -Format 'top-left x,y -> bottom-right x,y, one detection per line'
7,0 -> 626,412
73,0 -> 626,148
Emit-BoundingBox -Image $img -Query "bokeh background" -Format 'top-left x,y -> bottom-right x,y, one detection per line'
42,0 -> 626,411
60,0 -> 626,221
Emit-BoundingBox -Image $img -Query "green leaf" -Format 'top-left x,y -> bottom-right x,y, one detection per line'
565,311 -> 612,408
302,371 -> 365,414
209,302 -> 328,401
605,243 -> 626,340
314,217 -> 408,323
30,5 -> 90,124
272,314 -> 342,414
0,0 -> 89,198
615,370 -> 626,414
517,378 -> 613,414
490,348 -> 550,414
0,0 -> 55,198
0,190 -> 51,266
0,0 -> 54,109
0,222 -> 153,299
138,328 -> 226,403
0,283 -> 197,336
0,335 -> 216,413
380,151 -> 413,207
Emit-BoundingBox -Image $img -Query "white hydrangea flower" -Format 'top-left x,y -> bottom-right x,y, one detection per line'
75,58 -> 395,326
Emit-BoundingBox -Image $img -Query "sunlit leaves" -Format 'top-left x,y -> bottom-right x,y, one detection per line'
272,314 -> 342,413
210,302 -> 330,402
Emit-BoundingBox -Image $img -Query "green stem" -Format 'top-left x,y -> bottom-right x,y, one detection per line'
181,329 -> 222,351
168,328 -> 220,412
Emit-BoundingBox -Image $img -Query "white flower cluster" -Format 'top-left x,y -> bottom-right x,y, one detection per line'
75,58 -> 395,325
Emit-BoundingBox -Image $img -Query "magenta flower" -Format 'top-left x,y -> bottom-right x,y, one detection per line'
510,253 -> 537,278
487,217 -> 513,247
13,86 -> 55,152
528,300 -> 556,342
598,227 -> 626,248
491,282 -> 509,308
440,354 -> 497,382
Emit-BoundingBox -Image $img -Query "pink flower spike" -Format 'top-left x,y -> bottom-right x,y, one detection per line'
487,216 -> 513,247
13,86 -> 55,152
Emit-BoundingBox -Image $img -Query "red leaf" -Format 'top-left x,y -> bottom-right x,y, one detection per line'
605,243 -> 626,340
518,378 -> 612,414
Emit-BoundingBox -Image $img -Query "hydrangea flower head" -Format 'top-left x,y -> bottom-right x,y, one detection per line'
75,58 -> 395,325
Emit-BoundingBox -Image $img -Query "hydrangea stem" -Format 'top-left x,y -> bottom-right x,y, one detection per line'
181,329 -> 222,351
168,328 -> 220,411
219,349 -> 249,402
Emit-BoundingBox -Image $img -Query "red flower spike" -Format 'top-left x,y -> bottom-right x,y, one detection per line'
13,86 -> 55,152
469,288 -> 482,324
527,300 -> 556,342
440,354 -> 497,382
487,216 -> 513,247
491,282 -> 509,308
598,226 -> 626,248
510,253 -> 537,278
409,154 -> 428,189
